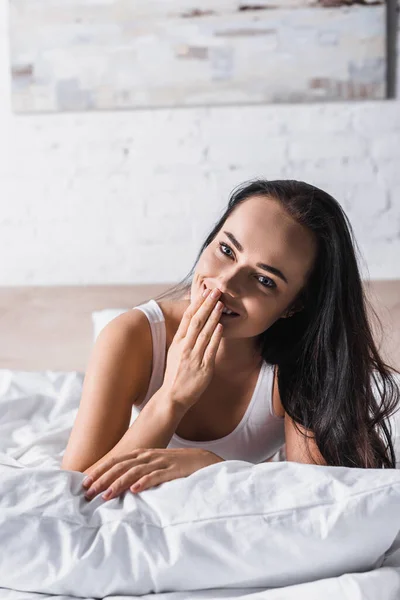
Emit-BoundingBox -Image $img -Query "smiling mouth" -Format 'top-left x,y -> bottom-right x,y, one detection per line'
219,311 -> 240,319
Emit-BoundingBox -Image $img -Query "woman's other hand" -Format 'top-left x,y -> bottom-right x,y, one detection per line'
81,447 -> 224,501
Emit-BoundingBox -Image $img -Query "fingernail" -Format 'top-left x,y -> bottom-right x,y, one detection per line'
82,476 -> 93,488
211,288 -> 220,298
85,489 -> 95,500
102,488 -> 112,500
202,288 -> 210,298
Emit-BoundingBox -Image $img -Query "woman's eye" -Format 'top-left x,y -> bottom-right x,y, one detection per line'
218,242 -> 276,289
219,242 -> 233,258
257,275 -> 276,289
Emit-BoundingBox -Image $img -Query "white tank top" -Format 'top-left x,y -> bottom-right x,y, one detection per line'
130,299 -> 285,463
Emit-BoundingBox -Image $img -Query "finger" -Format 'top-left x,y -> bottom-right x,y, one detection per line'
202,321 -> 224,365
86,454 -> 165,500
193,300 -> 224,356
130,467 -> 174,493
84,453 -> 153,500
184,290 -> 221,349
103,464 -> 162,500
82,453 -> 139,488
84,460 -> 136,500
173,288 -> 210,341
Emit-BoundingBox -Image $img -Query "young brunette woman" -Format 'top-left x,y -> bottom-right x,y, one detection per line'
61,180 -> 400,502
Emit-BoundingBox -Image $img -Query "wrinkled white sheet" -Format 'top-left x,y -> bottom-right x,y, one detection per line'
0,369 -> 399,600
1,567 -> 400,600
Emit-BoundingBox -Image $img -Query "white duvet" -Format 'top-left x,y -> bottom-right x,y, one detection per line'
0,369 -> 400,600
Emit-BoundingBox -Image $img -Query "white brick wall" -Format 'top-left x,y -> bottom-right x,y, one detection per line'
1,1 -> 399,285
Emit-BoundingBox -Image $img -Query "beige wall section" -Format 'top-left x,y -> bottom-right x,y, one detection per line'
0,280 -> 399,372
0,284 -> 169,372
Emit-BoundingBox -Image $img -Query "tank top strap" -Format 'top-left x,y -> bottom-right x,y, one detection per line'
132,299 -> 166,409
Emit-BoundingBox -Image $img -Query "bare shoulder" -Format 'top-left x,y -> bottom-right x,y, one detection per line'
92,308 -> 154,407
100,307 -> 151,348
108,298 -> 187,407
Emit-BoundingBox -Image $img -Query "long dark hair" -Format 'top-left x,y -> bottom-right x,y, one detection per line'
148,179 -> 400,469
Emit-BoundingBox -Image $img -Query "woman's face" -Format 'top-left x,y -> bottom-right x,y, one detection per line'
190,195 -> 317,339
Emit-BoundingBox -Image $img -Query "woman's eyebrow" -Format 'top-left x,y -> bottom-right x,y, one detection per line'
223,230 -> 289,285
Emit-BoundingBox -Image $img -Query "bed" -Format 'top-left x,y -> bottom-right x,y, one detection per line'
0,281 -> 400,600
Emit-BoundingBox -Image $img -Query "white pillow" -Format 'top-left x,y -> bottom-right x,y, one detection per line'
0,459 -> 399,597
92,308 -> 129,341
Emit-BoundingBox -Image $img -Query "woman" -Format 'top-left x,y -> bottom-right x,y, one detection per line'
61,179 -> 400,502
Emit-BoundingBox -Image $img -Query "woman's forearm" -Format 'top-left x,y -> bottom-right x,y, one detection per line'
114,385 -> 187,451
83,386 -> 187,475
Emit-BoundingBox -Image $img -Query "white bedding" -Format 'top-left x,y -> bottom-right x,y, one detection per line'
0,369 -> 400,600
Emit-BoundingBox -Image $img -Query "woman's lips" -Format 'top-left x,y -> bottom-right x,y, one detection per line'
219,312 -> 239,320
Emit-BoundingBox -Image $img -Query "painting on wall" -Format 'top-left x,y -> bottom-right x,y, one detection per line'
9,0 -> 389,114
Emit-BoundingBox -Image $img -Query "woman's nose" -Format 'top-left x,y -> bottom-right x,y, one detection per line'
215,278 -> 240,298
212,266 -> 242,296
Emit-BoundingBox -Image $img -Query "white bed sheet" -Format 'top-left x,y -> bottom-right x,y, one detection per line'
0,369 -> 399,600
1,567 -> 400,600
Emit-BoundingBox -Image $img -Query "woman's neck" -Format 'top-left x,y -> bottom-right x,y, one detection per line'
214,341 -> 263,378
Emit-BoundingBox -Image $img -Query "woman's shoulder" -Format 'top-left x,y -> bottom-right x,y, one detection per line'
115,296 -> 186,361
82,308 -> 155,410
116,297 -> 187,407
100,308 -> 155,402
113,297 -> 186,344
